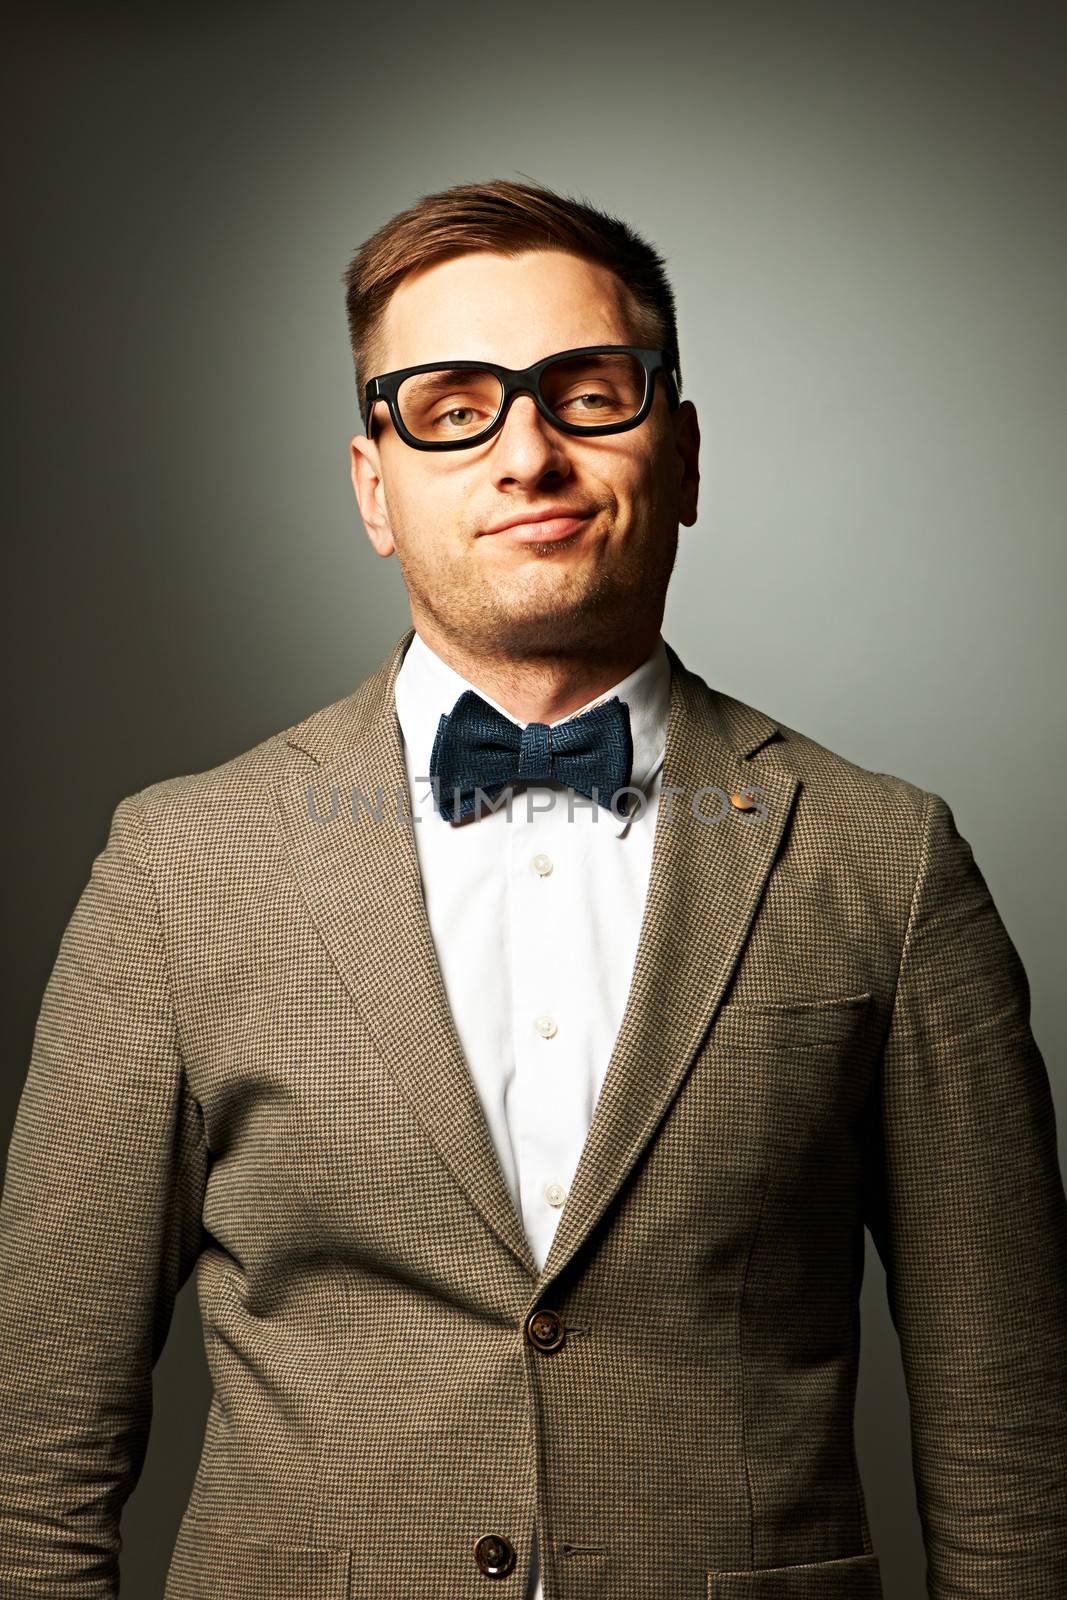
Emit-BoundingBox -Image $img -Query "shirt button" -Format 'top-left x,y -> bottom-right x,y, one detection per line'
544,1182 -> 567,1208
530,852 -> 553,876
472,1532 -> 517,1576
534,1015 -> 558,1039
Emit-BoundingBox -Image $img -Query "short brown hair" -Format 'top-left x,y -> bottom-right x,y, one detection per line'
343,178 -> 682,427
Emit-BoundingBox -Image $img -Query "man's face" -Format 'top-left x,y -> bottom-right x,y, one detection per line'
350,249 -> 699,660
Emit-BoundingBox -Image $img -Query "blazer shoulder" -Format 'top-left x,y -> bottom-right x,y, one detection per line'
714,686 -> 940,896
763,708 -> 928,815
688,666 -> 934,833
83,632 -> 403,873
103,681 -> 373,863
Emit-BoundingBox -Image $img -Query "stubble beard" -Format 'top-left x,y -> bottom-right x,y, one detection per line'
395,520 -> 679,660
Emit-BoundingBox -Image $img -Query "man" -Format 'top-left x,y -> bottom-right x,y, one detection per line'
1,179 -> 1064,1600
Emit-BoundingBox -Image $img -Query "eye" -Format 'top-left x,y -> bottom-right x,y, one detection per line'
422,402 -> 496,439
551,385 -> 636,423
560,390 -> 613,412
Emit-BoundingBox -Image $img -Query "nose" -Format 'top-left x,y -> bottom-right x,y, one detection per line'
490,390 -> 572,487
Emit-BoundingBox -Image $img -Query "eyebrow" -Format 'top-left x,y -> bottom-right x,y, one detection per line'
405,366 -> 489,390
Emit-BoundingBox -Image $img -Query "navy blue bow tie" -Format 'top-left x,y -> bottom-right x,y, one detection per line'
429,689 -> 634,825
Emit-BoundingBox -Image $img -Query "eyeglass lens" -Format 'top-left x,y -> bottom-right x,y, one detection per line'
395,351 -> 648,444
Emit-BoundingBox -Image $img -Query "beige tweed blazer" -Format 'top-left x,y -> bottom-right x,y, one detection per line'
1,628 -> 1065,1599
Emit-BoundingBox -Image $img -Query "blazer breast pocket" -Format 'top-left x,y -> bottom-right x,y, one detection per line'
707,1550 -> 883,1597
693,992 -> 876,1167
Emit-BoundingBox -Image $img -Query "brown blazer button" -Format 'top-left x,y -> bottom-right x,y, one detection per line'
525,1307 -> 565,1352
729,790 -> 758,812
473,1532 -> 517,1577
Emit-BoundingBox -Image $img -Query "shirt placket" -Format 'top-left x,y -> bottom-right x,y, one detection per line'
506,780 -> 583,1273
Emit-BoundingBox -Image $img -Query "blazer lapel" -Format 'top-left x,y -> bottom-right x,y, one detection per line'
270,629 -> 800,1296
270,627 -> 542,1281
536,642 -> 800,1290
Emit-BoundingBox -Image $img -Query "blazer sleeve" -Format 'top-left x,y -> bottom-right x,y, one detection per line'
863,789 -> 1067,1596
0,793 -> 208,1596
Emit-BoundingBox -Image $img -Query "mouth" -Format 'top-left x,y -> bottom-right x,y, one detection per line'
481,513 -> 594,544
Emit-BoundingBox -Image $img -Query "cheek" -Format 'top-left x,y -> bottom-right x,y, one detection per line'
382,471 -> 457,545
645,438 -> 684,516
586,445 -> 658,515
621,456 -> 675,526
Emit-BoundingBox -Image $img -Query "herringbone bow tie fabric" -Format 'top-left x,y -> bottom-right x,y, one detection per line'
429,689 -> 634,824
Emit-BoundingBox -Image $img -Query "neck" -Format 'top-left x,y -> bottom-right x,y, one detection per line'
412,618 -> 661,725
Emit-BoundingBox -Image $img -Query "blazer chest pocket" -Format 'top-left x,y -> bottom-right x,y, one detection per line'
708,1550 -> 883,1597
694,992 -> 876,1163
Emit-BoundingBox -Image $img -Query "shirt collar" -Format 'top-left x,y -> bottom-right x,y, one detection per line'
393,627 -> 672,838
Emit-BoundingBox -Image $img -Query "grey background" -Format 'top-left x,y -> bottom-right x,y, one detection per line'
3,1 -> 1065,1593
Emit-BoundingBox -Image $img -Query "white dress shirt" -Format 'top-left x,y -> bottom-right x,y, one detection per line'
392,626 -> 672,1600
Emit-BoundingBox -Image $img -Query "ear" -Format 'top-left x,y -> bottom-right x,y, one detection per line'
673,400 -> 700,529
350,430 -> 396,557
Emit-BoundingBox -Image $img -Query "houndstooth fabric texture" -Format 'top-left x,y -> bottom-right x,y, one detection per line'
1,626 -> 1065,1599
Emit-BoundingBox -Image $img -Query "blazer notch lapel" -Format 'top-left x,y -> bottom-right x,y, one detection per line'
539,657 -> 800,1289
270,631 -> 539,1283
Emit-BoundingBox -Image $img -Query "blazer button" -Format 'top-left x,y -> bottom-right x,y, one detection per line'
473,1532 -> 517,1577
525,1307 -> 566,1352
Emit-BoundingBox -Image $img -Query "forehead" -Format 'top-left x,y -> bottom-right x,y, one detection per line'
375,249 -> 644,373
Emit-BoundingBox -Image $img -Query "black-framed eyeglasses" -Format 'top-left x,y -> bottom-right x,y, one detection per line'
362,344 -> 680,451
